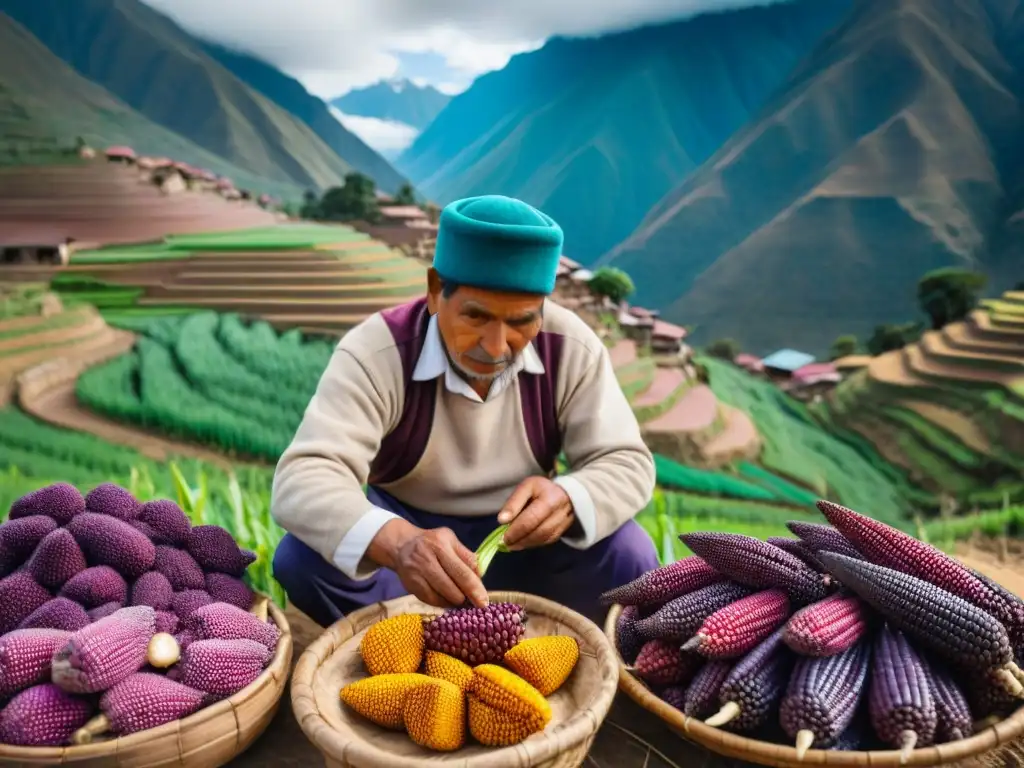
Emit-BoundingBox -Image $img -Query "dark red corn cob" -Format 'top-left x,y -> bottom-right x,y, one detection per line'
786,520 -> 862,559
783,593 -> 870,657
658,686 -> 687,711
817,500 -> 1024,636
615,605 -> 645,664
961,668 -> 1018,719
679,533 -> 829,606
780,639 -> 871,757
817,552 -> 1021,693
921,657 -> 972,743
868,625 -> 937,761
704,628 -> 793,732
600,556 -> 722,607
683,659 -> 733,719
766,537 -> 826,572
631,639 -> 703,687
635,581 -> 752,641
683,589 -> 790,659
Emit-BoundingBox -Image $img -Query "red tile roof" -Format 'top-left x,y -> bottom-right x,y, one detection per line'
104,146 -> 136,159
652,319 -> 687,340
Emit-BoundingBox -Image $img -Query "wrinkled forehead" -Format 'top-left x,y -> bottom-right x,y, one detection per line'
447,285 -> 545,323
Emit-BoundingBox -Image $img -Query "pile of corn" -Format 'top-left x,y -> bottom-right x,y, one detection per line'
609,499 -> 1024,762
0,482 -> 281,747
341,603 -> 581,751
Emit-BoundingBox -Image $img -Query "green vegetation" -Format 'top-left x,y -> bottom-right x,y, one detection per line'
301,172 -> 387,223
830,335 -> 858,360
50,274 -> 144,308
587,267 -> 635,304
917,267 -> 988,331
0,283 -> 49,317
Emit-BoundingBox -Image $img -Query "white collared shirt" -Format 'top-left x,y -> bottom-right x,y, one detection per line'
331,313 -> 598,579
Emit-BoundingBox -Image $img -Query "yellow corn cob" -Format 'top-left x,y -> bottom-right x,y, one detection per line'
424,650 -> 474,692
468,695 -> 542,746
503,636 -> 580,696
470,664 -> 552,730
403,678 -> 466,751
340,673 -> 431,729
359,614 -> 425,675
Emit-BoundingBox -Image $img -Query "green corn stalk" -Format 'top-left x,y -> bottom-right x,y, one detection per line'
474,524 -> 510,578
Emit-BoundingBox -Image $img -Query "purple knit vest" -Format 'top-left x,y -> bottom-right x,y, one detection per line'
369,297 -> 564,485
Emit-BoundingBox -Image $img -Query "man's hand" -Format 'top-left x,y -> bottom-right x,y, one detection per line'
368,519 -> 488,609
497,476 -> 575,551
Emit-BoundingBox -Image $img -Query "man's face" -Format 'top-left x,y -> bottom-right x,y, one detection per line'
427,269 -> 544,382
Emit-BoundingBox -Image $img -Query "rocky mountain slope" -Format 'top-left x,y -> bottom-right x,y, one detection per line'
332,79 -> 451,130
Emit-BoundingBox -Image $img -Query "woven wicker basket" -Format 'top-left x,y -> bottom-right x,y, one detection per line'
292,591 -> 619,768
0,599 -> 293,767
604,604 -> 1024,767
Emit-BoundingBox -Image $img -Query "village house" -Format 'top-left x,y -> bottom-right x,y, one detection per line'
104,146 -> 136,165
759,348 -> 817,384
0,240 -> 71,266
734,353 -> 766,375
782,361 -> 842,402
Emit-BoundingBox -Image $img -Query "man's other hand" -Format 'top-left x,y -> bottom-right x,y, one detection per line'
497,476 -> 574,551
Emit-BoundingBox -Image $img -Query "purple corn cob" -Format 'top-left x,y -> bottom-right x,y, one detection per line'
152,545 -> 206,591
704,628 -> 793,732
962,668 -> 1018,719
817,500 -> 1024,638
88,602 -> 123,621
66,512 -> 155,578
155,610 -> 180,635
59,565 -> 127,608
99,672 -> 209,735
783,593 -> 870,657
600,556 -> 722,607
205,572 -> 255,610
615,605 -> 644,664
0,572 -> 52,634
631,639 -> 702,687
184,601 -> 280,650
766,537 -> 826,572
683,660 -> 733,719
25,528 -> 88,589
185,526 -> 257,577
136,499 -> 191,546
0,515 -> 57,576
680,532 -> 829,606
832,712 -> 871,751
129,571 -> 174,611
19,598 -> 91,632
817,552 -> 1017,683
9,483 -> 85,526
780,639 -> 871,756
0,629 -> 70,697
635,581 -> 752,641
659,686 -> 687,711
171,589 -> 214,620
84,482 -> 140,521
0,683 -> 93,746
51,606 -> 157,694
969,567 -> 1024,647
174,630 -> 197,651
922,657 -> 972,743
868,625 -> 937,758
683,589 -> 791,659
786,520 -> 862,559
177,638 -> 270,695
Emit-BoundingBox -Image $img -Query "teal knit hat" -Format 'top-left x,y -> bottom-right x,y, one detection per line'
432,195 -> 564,295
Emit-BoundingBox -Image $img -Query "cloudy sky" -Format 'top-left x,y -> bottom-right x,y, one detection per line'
142,0 -> 791,153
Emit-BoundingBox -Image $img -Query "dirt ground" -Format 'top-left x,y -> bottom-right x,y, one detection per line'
227,546 -> 1024,768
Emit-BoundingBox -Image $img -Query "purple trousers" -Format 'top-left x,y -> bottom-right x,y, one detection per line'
272,486 -> 659,627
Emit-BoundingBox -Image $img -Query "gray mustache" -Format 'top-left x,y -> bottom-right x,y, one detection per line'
463,348 -> 512,365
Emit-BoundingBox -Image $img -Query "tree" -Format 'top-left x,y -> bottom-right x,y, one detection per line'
917,267 -> 988,330
829,335 -> 858,360
317,172 -> 381,222
1015,280 -> 1024,291
394,183 -> 416,205
866,322 -> 922,356
299,190 -> 320,220
705,338 -> 740,361
587,267 -> 635,304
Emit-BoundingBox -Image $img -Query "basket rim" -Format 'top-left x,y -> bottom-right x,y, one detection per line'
291,589 -> 620,768
603,603 -> 1024,767
0,597 -> 293,760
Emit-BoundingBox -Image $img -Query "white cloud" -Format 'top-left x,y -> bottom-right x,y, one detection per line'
141,0 -> 791,98
329,107 -> 420,154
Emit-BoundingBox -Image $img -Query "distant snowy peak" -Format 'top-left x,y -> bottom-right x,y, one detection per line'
331,79 -> 451,131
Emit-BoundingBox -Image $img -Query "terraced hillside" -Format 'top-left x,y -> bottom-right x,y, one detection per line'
9,223 -> 426,336
0,162 -> 281,244
822,290 -> 1024,505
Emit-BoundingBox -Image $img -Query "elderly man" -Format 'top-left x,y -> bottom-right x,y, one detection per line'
270,194 -> 658,626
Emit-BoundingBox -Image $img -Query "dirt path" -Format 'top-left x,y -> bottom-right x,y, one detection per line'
644,384 -> 718,432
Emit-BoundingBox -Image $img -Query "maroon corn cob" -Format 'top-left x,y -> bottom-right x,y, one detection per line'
869,625 -> 937,760
600,556 -> 722,607
780,638 -> 871,756
766,537 -> 826,572
680,533 -> 829,606
921,657 -> 972,743
630,639 -> 703,687
783,593 -> 870,657
615,605 -> 645,664
683,659 -> 733,719
817,552 -> 1020,693
683,588 -> 790,659
961,668 -> 1018,719
786,520 -> 862,559
704,628 -> 793,732
817,500 -> 1024,637
635,581 -> 752,641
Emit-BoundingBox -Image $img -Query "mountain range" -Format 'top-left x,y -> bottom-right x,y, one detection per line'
332,79 -> 451,131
